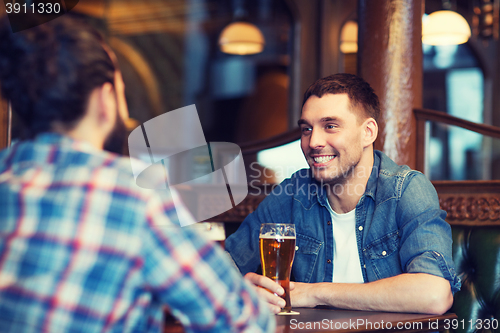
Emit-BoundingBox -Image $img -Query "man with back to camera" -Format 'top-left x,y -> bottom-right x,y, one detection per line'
226,73 -> 461,315
0,15 -> 275,332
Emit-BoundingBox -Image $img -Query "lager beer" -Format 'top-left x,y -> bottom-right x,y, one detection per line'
259,224 -> 296,312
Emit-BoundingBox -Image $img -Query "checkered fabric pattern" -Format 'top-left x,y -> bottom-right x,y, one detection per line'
0,133 -> 274,333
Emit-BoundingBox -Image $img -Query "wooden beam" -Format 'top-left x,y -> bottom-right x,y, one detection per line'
358,0 -> 423,169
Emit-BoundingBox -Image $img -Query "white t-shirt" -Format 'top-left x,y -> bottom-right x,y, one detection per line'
326,201 -> 364,283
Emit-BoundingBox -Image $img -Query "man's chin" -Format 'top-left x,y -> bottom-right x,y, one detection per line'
311,169 -> 339,184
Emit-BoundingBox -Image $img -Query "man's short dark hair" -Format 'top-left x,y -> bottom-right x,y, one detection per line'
302,73 -> 380,123
0,15 -> 116,138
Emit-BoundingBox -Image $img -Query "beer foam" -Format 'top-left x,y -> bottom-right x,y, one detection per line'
259,235 -> 296,239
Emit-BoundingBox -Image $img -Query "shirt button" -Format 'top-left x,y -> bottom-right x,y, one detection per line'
327,259 -> 332,264
358,226 -> 363,231
295,246 -> 299,251
363,264 -> 366,268
382,251 -> 387,256
327,221 -> 331,225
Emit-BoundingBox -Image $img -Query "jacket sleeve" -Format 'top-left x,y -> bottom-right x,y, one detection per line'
396,171 -> 461,294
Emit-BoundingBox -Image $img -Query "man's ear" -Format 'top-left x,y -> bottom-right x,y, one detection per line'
96,82 -> 117,125
362,118 -> 378,147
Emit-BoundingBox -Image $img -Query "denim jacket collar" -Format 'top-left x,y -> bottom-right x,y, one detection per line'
363,151 -> 380,200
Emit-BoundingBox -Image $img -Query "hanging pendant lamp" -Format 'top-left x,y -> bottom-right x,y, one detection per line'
340,20 -> 358,53
422,10 -> 471,45
219,21 -> 265,55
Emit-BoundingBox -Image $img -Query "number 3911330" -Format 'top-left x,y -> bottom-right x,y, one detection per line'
444,318 -> 498,330
5,2 -> 61,14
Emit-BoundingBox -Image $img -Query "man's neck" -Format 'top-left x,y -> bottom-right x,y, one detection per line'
326,149 -> 374,214
51,120 -> 105,151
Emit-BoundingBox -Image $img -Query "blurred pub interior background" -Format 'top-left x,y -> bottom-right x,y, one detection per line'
2,0 -> 500,183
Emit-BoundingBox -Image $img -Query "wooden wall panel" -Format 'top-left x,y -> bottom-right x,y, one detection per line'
0,95 -> 9,150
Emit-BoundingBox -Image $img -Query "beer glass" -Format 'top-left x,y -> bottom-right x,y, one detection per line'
259,223 -> 296,312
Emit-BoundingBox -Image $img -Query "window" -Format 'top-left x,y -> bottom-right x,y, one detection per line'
422,43 -> 495,180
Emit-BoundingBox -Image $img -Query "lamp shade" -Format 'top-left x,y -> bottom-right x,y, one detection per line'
422,10 -> 471,45
219,22 -> 265,55
340,20 -> 358,53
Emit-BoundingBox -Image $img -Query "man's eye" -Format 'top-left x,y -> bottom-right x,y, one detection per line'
301,127 -> 312,132
326,124 -> 336,130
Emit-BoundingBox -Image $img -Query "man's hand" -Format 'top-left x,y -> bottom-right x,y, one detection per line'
244,272 -> 286,314
288,281 -> 318,308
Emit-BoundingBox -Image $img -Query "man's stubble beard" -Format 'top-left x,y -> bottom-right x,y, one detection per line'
311,148 -> 363,187
313,158 -> 360,187
103,108 -> 127,155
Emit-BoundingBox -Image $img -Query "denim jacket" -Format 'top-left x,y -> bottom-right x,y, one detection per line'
225,150 -> 461,293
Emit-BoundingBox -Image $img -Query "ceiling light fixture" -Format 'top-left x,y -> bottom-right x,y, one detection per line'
219,21 -> 265,55
422,0 -> 471,46
340,20 -> 358,53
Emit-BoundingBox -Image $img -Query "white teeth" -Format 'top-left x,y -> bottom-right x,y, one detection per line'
313,155 -> 335,164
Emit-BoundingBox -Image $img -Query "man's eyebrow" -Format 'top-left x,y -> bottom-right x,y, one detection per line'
297,119 -> 309,126
320,117 -> 340,123
298,117 -> 342,127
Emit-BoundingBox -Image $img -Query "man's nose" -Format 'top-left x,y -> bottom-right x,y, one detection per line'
309,128 -> 325,150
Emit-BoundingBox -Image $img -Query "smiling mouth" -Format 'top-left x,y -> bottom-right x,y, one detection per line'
312,155 -> 336,164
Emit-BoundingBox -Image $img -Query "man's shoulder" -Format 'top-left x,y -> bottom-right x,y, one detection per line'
1,136 -> 153,197
51,140 -> 139,183
68,149 -> 155,197
373,150 -> 426,181
373,150 -> 430,199
375,150 -> 414,177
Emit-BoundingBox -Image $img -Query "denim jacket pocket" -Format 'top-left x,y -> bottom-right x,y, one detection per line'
292,233 -> 323,283
363,231 -> 401,279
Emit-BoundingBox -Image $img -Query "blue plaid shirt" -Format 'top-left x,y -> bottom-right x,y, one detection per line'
0,133 -> 275,333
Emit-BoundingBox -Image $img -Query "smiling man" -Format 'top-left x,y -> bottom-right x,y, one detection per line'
225,73 -> 460,315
